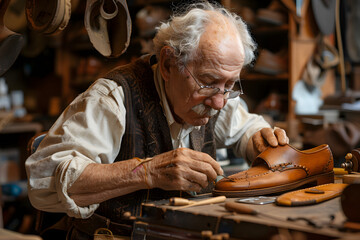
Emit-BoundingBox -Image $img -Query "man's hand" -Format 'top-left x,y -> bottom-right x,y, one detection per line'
248,127 -> 289,161
145,148 -> 223,192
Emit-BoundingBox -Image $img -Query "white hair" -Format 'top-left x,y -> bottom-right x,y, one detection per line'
153,1 -> 256,70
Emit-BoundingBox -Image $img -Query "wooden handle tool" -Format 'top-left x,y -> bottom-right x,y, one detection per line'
169,197 -> 195,206
225,201 -> 258,215
170,196 -> 226,209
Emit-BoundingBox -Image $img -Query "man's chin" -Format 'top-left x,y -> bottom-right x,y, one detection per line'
192,118 -> 209,126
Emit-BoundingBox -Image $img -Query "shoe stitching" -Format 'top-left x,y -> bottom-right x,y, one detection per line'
273,163 -> 310,176
229,171 -> 271,180
245,171 -> 250,189
227,163 -> 309,181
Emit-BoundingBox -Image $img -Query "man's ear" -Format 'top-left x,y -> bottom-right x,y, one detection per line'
159,46 -> 174,82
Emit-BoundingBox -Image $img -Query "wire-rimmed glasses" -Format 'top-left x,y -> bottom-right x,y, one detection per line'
184,65 -> 243,99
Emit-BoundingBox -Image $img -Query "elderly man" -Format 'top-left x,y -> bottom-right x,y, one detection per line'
26,1 -> 288,239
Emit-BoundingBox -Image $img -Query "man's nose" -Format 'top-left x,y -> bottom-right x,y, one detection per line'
204,93 -> 226,110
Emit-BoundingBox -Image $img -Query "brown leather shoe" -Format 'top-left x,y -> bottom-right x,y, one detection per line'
213,144 -> 334,197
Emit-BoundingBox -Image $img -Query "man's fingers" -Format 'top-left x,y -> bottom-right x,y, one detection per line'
182,168 -> 209,189
187,160 -> 219,182
250,127 -> 290,160
153,167 -> 208,191
147,148 -> 223,191
274,128 -> 289,145
260,128 -> 278,147
252,131 -> 268,153
186,182 -> 203,192
175,149 -> 221,182
180,148 -> 224,176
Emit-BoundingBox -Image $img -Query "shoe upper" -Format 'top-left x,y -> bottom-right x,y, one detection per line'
215,144 -> 334,191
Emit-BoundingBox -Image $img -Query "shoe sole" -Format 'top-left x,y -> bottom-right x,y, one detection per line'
212,171 -> 334,197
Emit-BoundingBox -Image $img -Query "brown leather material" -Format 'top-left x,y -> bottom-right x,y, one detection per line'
213,144 -> 334,197
276,183 -> 348,206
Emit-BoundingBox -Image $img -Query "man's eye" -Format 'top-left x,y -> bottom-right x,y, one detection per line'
200,78 -> 214,86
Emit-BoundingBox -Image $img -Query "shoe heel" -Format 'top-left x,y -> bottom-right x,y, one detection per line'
316,171 -> 334,185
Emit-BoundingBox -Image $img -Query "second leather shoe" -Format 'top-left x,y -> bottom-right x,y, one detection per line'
213,144 -> 334,197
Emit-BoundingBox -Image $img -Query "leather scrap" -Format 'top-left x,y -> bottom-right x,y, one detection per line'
276,183 -> 348,206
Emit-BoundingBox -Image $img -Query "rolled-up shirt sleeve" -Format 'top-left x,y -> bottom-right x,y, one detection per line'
25,79 -> 126,219
214,97 -> 271,162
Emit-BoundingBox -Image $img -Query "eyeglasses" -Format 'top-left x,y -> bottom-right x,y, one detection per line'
184,65 -> 243,99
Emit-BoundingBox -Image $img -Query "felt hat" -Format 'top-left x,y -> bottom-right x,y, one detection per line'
345,0 -> 360,63
311,0 -> 336,35
84,0 -> 132,58
4,0 -> 27,32
26,0 -> 72,35
314,39 -> 339,70
0,0 -> 25,76
302,58 -> 326,89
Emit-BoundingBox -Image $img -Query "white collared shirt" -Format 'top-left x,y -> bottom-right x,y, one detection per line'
25,64 -> 270,219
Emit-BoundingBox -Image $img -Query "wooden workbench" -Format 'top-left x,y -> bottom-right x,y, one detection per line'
132,194 -> 360,240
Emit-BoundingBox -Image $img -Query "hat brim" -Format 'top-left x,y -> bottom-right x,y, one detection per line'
85,0 -> 132,58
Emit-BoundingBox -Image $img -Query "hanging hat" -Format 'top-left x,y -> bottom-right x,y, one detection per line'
26,0 -> 72,35
84,0 -> 132,58
4,0 -> 27,32
302,58 -> 326,89
311,0 -> 336,35
0,33 -> 25,76
314,39 -> 339,70
345,0 -> 360,63
0,0 -> 25,76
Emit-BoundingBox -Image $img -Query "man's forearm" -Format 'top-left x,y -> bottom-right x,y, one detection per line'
68,159 -> 147,206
